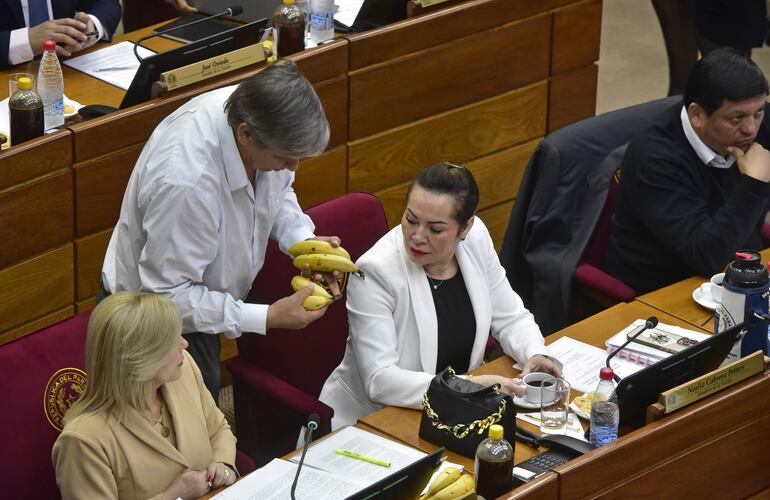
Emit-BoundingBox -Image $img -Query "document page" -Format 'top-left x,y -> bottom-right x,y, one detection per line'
211,459 -> 363,500
290,426 -> 426,483
63,41 -> 156,90
335,0 -> 366,27
546,336 -> 644,392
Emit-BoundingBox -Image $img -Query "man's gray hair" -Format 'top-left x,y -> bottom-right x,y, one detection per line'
225,60 -> 330,158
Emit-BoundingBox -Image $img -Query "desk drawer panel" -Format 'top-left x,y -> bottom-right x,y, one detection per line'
0,131 -> 71,190
348,14 -> 551,140
75,145 -> 141,237
0,170 -> 73,268
374,138 -> 538,228
75,228 -> 112,301
294,146 -> 347,209
349,82 -> 547,193
0,244 -> 74,333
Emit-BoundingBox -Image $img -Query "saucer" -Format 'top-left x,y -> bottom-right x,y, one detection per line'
692,283 -> 718,311
513,394 -> 557,409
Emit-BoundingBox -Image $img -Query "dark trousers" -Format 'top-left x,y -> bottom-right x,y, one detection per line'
97,282 -> 221,403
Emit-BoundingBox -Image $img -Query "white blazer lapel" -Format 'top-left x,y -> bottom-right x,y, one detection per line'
456,240 -> 492,368
396,231 -> 438,374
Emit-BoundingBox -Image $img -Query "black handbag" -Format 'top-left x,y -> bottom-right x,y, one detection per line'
419,367 -> 516,458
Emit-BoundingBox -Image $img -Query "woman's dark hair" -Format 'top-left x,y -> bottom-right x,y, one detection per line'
684,48 -> 769,114
406,162 -> 479,226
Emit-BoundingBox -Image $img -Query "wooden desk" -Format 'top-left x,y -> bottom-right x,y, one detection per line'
636,248 -> 770,331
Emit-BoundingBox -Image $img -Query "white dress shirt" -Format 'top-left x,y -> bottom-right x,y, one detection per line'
680,105 -> 736,169
318,218 -> 552,429
8,0 -> 106,66
102,85 -> 315,338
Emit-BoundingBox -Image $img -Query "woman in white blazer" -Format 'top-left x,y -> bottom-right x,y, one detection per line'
319,163 -> 561,429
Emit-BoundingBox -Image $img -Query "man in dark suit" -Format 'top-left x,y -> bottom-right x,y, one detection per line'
1,0 -> 121,69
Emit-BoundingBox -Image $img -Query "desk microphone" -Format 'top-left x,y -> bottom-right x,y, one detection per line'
291,413 -> 320,500
605,316 -> 658,382
132,5 -> 244,62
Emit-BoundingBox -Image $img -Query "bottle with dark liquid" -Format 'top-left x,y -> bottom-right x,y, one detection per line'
9,76 -> 44,146
272,0 -> 306,58
475,424 -> 514,499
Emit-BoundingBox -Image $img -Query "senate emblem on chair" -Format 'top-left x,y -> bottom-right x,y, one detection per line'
44,368 -> 87,431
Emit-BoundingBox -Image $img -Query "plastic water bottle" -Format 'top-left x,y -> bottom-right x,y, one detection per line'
37,40 -> 64,131
309,0 -> 334,43
589,367 -> 619,447
475,424 -> 513,499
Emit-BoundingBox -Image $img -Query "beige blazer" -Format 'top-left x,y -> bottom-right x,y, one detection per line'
318,217 -> 551,429
52,351 -> 236,500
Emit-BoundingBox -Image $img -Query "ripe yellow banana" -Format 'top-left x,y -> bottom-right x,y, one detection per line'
425,474 -> 474,500
302,295 -> 333,311
420,467 -> 462,499
293,253 -> 358,273
288,240 -> 351,260
291,275 -> 332,299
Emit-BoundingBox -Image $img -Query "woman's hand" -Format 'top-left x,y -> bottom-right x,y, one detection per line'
206,462 -> 237,488
164,469 -> 209,500
520,355 -> 563,379
471,374 -> 525,398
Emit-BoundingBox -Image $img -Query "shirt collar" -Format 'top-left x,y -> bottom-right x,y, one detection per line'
216,109 -> 252,192
680,106 -> 735,169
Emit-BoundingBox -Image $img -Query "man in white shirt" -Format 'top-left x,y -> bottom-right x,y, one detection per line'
101,60 -> 337,401
1,0 -> 121,68
602,48 -> 770,294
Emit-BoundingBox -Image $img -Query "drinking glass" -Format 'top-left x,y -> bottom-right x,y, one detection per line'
540,378 -> 571,434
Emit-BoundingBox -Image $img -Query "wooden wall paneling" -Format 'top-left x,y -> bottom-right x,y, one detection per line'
348,0 -> 575,70
0,169 -> 73,269
294,146 -> 347,209
374,138 -> 539,228
557,374 -> 770,499
293,39 -> 349,84
75,228 -> 112,301
0,244 -> 74,333
0,130 -> 71,190
314,76 -> 349,150
0,305 -> 75,347
548,64 -> 598,133
348,13 -> 551,140
477,200 -> 514,250
500,471 -> 558,500
550,0 -> 602,75
349,82 -> 548,193
76,298 -> 97,314
74,144 -> 142,237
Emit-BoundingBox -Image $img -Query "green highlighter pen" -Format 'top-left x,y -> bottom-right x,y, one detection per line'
335,449 -> 391,467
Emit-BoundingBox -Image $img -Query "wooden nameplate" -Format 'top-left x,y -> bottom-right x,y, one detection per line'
157,42 -> 266,92
646,350 -> 766,422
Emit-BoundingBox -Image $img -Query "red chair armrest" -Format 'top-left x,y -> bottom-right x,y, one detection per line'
574,262 -> 637,302
227,358 -> 334,421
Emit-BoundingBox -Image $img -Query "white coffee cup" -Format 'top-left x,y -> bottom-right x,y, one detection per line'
522,372 -> 556,403
710,272 -> 724,303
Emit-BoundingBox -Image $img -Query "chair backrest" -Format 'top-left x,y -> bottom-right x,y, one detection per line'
0,313 -> 91,500
238,192 -> 390,398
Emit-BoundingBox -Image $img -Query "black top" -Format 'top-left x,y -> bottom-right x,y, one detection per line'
429,271 -> 476,374
602,104 -> 770,294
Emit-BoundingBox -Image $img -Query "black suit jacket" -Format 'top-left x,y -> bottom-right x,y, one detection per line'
1,0 -> 121,68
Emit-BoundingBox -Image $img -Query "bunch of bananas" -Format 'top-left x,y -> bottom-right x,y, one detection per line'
419,467 -> 475,500
288,240 -> 358,311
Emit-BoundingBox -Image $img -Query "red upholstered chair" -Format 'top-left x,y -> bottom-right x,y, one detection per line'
228,192 -> 390,466
0,313 -> 255,499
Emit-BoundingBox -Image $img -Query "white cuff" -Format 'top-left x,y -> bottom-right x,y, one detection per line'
87,14 -> 106,39
9,28 -> 34,65
239,302 -> 268,335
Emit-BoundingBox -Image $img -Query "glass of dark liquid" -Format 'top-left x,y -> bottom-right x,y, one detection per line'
9,76 -> 44,146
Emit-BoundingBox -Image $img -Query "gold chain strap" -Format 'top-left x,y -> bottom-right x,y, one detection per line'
422,390 -> 507,439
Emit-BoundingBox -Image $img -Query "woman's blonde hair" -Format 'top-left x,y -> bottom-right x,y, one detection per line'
64,292 -> 182,424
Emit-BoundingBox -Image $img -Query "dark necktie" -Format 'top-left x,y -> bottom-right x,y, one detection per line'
28,0 -> 50,27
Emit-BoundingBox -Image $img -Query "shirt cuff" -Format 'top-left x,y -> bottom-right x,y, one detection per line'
87,14 -> 106,39
9,28 -> 34,65
239,302 -> 268,336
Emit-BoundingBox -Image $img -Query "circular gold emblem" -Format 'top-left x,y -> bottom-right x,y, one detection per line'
44,368 -> 87,431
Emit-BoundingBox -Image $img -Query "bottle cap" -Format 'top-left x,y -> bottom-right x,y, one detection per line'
43,40 -> 56,51
599,367 -> 614,380
284,0 -> 295,4
489,424 -> 503,440
17,77 -> 32,90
